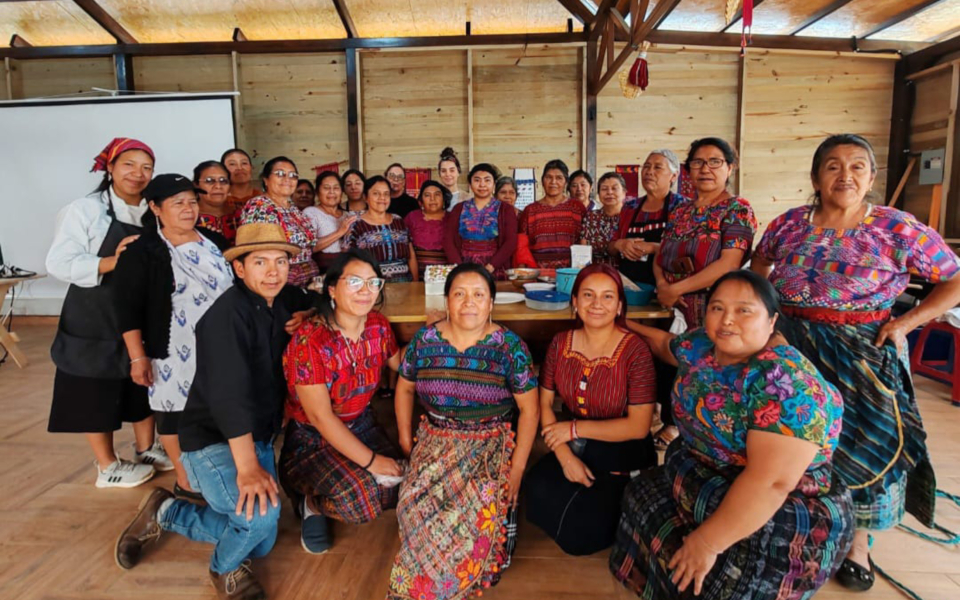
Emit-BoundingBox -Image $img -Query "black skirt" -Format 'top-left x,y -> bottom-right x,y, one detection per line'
48,369 -> 151,433
525,436 -> 656,556
154,410 -> 182,436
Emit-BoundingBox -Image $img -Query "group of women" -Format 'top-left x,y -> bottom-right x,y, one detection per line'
44,132 -> 960,600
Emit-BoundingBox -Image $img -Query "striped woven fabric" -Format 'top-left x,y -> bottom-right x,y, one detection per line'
518,198 -> 586,269
278,409 -> 401,524
780,316 -> 935,529
388,418 -> 516,600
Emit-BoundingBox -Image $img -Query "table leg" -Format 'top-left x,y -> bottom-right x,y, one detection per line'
0,283 -> 28,368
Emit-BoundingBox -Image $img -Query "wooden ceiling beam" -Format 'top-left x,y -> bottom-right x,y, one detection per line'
905,29 -> 960,74
861,0 -> 944,39
9,34 -> 31,48
588,0 -> 619,42
331,0 -> 358,39
232,28 -> 248,42
0,30 -> 927,61
790,0 -> 857,35
594,0 -> 681,93
720,0 -> 766,34
556,0 -> 596,25
73,0 -> 136,44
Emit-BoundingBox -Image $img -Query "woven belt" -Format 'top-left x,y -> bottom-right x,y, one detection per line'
782,305 -> 891,325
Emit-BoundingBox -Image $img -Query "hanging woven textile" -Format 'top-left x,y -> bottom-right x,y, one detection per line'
312,162 -> 340,176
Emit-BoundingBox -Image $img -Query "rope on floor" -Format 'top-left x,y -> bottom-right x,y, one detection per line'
873,489 -> 960,600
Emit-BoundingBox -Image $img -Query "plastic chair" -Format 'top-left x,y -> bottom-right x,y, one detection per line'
910,321 -> 960,407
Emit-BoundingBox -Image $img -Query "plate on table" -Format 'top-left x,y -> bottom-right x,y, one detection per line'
494,292 -> 526,304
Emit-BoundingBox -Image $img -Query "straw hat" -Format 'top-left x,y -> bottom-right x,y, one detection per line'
223,222 -> 301,262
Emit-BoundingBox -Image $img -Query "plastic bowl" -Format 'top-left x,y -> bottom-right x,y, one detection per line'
625,283 -> 656,306
555,268 -> 581,295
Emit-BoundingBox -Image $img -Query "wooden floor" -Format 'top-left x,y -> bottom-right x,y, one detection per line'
1,324 -> 959,600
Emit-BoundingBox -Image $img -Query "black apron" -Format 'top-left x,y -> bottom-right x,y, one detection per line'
618,196 -> 668,287
50,195 -> 142,380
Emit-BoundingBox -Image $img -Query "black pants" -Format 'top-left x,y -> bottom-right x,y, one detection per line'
525,436 -> 656,556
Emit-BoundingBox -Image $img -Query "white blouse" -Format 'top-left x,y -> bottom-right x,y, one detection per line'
45,189 -> 148,288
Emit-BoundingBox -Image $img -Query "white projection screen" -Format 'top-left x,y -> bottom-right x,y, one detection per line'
0,93 -> 237,314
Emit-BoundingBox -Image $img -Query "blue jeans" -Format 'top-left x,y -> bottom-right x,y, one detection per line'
159,441 -> 280,575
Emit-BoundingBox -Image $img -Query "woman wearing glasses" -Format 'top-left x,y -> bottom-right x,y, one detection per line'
654,138 -> 757,328
193,161 -> 239,245
240,156 -> 321,287
280,250 -> 404,554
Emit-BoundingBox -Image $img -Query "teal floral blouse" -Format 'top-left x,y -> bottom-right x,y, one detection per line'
669,328 -> 843,496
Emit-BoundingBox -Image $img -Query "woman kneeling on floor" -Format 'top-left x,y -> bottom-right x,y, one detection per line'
611,270 -> 854,600
387,263 -> 540,600
280,249 -> 405,554
525,263 -> 657,556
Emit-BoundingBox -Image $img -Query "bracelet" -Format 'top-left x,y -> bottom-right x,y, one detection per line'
130,356 -> 148,365
571,419 -> 579,440
361,451 -> 376,470
693,530 -> 723,555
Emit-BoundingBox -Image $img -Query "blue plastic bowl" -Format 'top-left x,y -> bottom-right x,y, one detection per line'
556,268 -> 581,295
625,283 -> 655,306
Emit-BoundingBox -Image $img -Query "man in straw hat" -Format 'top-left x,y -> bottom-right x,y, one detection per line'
114,223 -> 315,600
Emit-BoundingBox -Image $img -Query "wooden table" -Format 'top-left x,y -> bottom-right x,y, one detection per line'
380,282 -> 671,354
0,274 -> 44,368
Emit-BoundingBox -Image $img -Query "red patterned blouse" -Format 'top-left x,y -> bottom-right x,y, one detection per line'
283,311 -> 399,424
540,329 -> 655,419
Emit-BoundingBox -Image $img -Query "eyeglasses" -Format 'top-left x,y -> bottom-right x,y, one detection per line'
342,275 -> 385,292
202,177 -> 230,185
688,158 -> 727,170
272,170 -> 299,180
386,173 -> 405,181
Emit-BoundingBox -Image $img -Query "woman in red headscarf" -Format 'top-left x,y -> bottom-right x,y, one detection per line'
45,137 -> 173,489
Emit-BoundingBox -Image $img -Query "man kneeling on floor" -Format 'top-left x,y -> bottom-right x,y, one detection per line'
115,223 -> 314,600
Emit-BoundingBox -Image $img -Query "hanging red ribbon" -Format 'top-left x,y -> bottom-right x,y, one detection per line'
741,0 -> 754,55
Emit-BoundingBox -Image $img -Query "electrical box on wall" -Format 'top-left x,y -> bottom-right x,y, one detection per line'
920,148 -> 946,185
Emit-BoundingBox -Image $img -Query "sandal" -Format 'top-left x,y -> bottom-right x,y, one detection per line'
653,426 -> 679,451
835,556 -> 875,591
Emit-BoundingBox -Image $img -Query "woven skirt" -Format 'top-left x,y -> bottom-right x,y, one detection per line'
387,417 -> 517,600
278,408 -> 400,524
609,442 -> 854,600
780,315 -> 936,529
413,247 -> 447,280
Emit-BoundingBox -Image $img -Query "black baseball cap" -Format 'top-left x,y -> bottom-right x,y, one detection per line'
142,173 -> 204,202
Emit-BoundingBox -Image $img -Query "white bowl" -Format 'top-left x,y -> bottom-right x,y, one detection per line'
523,282 -> 556,293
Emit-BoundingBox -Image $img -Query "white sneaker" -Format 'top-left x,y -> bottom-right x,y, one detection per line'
96,459 -> 156,488
133,441 -> 175,472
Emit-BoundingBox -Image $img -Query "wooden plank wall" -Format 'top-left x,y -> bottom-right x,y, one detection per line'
360,50 -> 469,177
903,70 -> 952,226
472,46 -> 582,175
6,46 -> 895,228
6,57 -> 115,99
741,52 -> 895,231
235,53 -> 350,174
134,53 -> 350,176
596,47 -> 740,174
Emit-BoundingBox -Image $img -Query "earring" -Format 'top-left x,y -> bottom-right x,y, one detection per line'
330,298 -> 336,310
